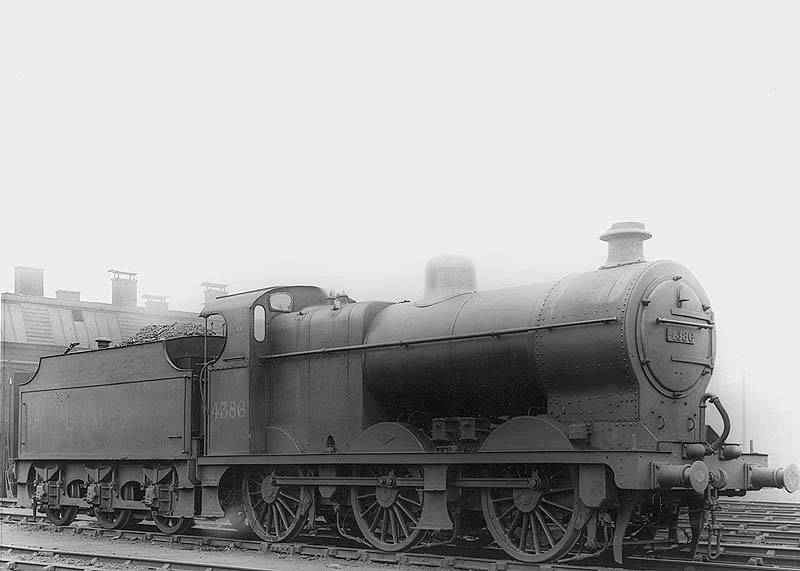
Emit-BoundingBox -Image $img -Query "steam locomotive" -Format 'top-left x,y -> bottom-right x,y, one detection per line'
12,222 -> 798,564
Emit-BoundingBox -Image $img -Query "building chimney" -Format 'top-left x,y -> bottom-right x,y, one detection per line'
109,269 -> 138,306
14,266 -> 44,296
599,221 -> 652,268
201,282 -> 228,303
56,289 -> 81,302
142,294 -> 169,312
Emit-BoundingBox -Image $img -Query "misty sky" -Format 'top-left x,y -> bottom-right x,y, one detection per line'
2,3 -> 799,469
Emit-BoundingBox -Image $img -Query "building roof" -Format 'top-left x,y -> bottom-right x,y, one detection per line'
1,292 -> 202,348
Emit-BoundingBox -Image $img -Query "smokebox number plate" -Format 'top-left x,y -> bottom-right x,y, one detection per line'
666,327 -> 696,345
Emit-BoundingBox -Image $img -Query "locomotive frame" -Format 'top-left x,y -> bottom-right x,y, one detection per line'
12,222 -> 799,564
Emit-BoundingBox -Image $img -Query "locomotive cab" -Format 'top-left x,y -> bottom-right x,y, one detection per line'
200,285 -> 330,456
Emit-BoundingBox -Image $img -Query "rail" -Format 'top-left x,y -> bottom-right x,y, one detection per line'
4,506 -> 800,571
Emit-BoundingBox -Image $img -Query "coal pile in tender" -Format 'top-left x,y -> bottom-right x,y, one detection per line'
119,322 -> 210,346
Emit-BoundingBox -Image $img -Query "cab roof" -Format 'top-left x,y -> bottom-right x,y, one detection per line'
199,285 -> 329,317
199,287 -> 275,317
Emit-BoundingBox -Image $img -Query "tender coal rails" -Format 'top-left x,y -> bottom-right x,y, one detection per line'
11,222 -> 799,564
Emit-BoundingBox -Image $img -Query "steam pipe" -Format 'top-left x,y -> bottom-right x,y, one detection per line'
700,393 -> 731,454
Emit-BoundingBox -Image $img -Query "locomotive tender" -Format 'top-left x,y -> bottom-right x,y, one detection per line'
13,222 -> 799,563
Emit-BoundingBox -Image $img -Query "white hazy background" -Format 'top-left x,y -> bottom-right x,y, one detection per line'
2,3 -> 799,498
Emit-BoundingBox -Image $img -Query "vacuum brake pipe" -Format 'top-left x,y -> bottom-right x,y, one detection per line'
699,393 -> 730,454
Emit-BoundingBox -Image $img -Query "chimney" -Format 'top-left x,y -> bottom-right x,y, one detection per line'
14,266 -> 44,296
599,221 -> 652,268
417,254 -> 476,306
142,294 -> 169,312
56,289 -> 81,302
109,269 -> 138,306
201,282 -> 228,303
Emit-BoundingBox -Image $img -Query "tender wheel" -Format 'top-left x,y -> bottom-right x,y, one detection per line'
350,465 -> 425,552
152,515 -> 194,534
45,506 -> 78,526
242,466 -> 312,542
94,481 -> 138,530
95,506 -> 132,529
45,505 -> 78,526
481,465 -> 586,563
45,480 -> 81,526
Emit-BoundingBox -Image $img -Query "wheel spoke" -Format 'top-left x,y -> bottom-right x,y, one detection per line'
267,504 -> 276,534
535,511 -> 555,547
540,506 -> 567,533
395,499 -> 418,525
541,498 -> 573,512
280,490 -> 300,505
362,500 -> 380,518
530,514 -> 541,554
388,509 -> 398,543
393,505 -> 410,538
506,510 -> 522,536
398,495 -> 422,508
263,502 -> 273,531
497,503 -> 516,521
369,504 -> 382,531
518,512 -> 529,550
276,501 -> 290,531
380,510 -> 388,541
276,495 -> 294,516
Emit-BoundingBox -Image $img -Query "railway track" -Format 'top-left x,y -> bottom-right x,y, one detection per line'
5,504 -> 800,550
2,514 -> 800,571
0,545 -> 278,571
2,538 -> 800,571
4,500 -> 800,570
721,500 -> 800,512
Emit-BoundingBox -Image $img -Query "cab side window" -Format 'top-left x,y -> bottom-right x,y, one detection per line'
253,305 -> 266,342
269,292 -> 293,312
